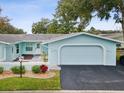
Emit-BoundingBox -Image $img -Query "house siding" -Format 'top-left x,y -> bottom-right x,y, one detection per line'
41,44 -> 48,54
48,34 -> 117,66
6,45 -> 13,61
0,43 -> 6,61
2,42 -> 43,62
21,42 -> 41,55
6,44 -> 21,61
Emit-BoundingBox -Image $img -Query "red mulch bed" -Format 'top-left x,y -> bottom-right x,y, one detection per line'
0,71 -> 55,79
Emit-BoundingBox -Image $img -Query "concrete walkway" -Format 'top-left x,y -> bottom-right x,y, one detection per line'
0,90 -> 124,93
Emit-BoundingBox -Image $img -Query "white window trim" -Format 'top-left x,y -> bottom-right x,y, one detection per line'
25,43 -> 33,51
58,43 -> 106,66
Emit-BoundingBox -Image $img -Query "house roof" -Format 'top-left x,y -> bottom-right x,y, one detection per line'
0,34 -> 64,44
0,32 -> 123,45
42,32 -> 124,44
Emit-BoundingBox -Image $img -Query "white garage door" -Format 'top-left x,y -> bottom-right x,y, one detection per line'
59,45 -> 104,65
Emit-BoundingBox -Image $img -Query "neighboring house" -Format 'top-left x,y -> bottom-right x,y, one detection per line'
43,32 -> 123,67
0,34 -> 63,61
100,33 -> 123,41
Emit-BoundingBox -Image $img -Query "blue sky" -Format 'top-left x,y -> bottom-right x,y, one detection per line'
0,0 -> 122,34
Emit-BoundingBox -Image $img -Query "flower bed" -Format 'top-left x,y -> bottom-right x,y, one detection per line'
0,70 -> 56,79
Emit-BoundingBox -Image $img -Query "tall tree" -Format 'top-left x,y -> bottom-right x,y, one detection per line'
0,8 -> 25,34
32,18 -> 78,34
0,8 -> 9,28
56,0 -> 124,38
47,19 -> 59,34
32,18 -> 50,34
55,0 -> 92,32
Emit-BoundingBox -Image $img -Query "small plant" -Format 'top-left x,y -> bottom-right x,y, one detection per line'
32,65 -> 48,73
32,65 -> 40,73
40,65 -> 48,73
11,66 -> 25,74
0,67 -> 3,74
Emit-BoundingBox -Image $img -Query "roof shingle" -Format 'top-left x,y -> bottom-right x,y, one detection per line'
0,34 -> 64,43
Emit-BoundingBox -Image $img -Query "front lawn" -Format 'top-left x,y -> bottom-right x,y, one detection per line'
0,71 -> 61,91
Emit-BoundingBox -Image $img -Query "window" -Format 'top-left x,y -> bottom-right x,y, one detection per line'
26,43 -> 33,51
37,43 -> 40,48
16,44 -> 19,53
26,47 -> 33,51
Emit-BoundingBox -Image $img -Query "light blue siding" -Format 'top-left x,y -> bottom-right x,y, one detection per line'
48,34 -> 117,66
41,44 -> 48,54
21,42 -> 42,55
6,44 -> 21,61
21,42 -> 36,55
0,43 -> 6,61
3,42 -> 43,61
6,45 -> 13,61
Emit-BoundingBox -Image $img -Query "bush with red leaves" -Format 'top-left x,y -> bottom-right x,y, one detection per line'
40,65 -> 48,73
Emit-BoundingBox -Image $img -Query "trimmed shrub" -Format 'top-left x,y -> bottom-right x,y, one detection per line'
40,65 -> 48,73
32,65 -> 40,73
11,66 -> 25,74
0,67 -> 4,74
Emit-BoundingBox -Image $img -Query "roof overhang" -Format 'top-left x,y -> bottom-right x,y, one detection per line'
42,32 -> 124,44
0,41 -> 10,45
0,40 -> 42,45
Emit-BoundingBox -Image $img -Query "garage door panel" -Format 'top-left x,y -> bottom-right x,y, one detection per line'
60,45 -> 103,65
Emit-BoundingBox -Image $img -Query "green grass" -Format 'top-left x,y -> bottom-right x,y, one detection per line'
0,71 -> 61,91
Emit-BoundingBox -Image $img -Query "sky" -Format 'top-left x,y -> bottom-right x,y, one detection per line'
0,0 -> 122,34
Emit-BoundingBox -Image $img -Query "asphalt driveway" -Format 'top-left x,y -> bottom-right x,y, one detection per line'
60,65 -> 124,90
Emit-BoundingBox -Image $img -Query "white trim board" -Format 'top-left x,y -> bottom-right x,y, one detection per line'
0,40 -> 42,45
0,41 -> 10,45
43,32 -> 124,44
58,44 -> 106,65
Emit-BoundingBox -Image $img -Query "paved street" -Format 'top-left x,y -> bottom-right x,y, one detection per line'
0,90 -> 124,93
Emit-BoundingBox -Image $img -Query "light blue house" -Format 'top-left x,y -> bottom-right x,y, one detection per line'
43,32 -> 123,66
0,33 -> 123,65
0,34 -> 62,61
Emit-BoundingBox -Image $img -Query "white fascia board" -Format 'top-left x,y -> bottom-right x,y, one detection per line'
42,32 -> 124,44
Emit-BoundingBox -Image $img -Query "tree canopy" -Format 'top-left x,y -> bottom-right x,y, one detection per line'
32,0 -> 123,36
56,0 -> 123,26
32,18 -> 78,34
55,0 -> 124,37
0,8 -> 26,34
32,18 -> 50,34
